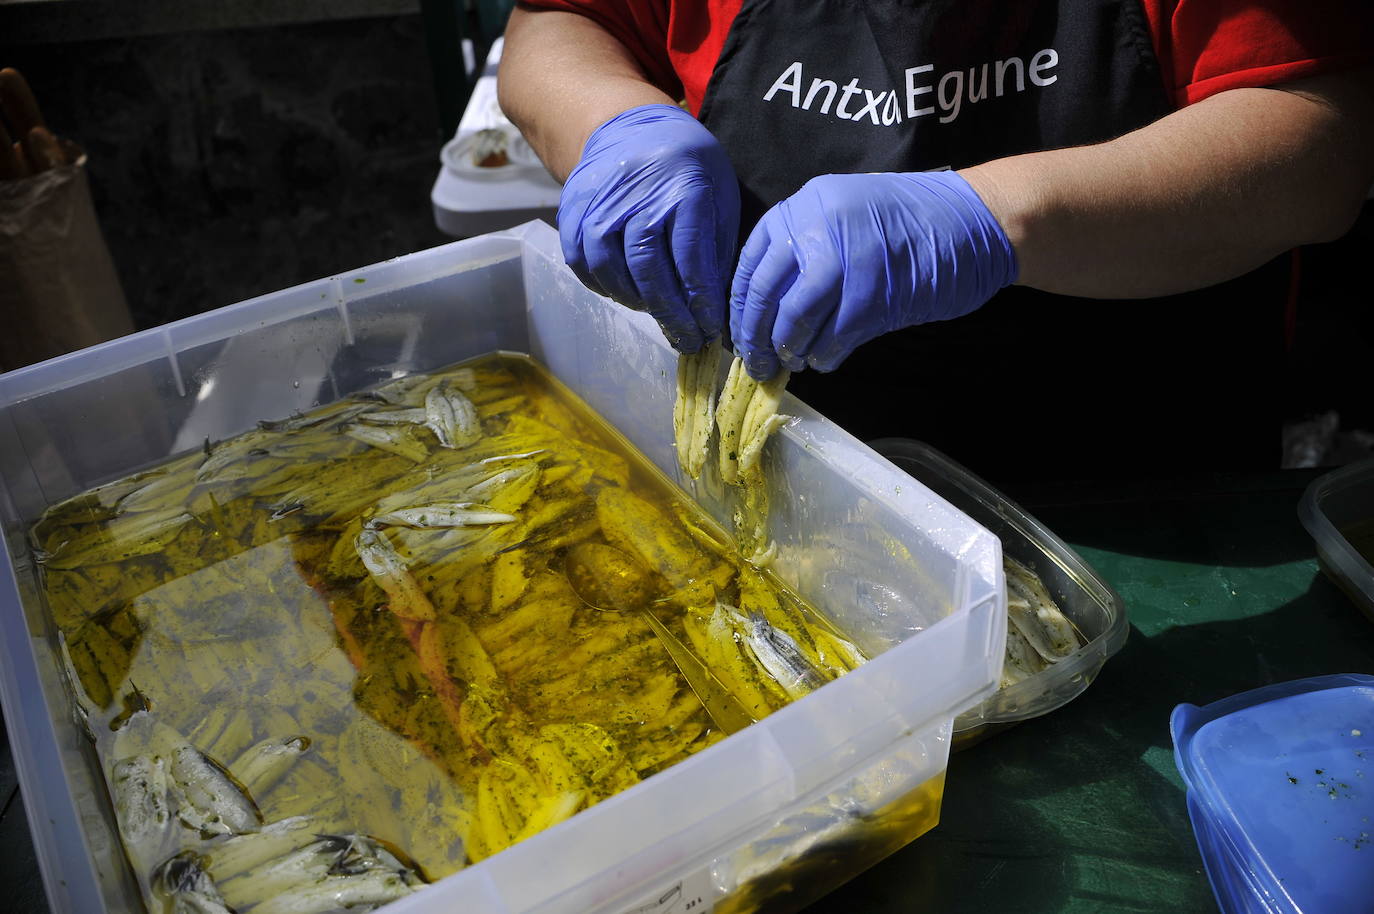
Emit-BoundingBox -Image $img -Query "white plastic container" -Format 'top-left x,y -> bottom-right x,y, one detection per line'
0,221 -> 1004,914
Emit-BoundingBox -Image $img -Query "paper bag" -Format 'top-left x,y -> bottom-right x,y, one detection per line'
0,154 -> 135,372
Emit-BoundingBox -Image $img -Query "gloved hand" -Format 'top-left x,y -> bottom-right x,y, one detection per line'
729,171 -> 1018,380
559,104 -> 740,353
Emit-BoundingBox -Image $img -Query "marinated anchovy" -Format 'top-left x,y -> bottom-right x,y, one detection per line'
1003,556 -> 1079,662
462,463 -> 540,512
111,755 -> 175,872
1000,622 -> 1048,688
38,508 -> 195,569
354,529 -> 437,622
170,744 -> 262,836
230,736 -> 310,798
738,608 -> 827,700
366,367 -> 477,406
342,423 -> 431,462
715,358 -> 789,486
426,381 -> 482,449
153,851 -> 234,914
258,403 -> 370,432
250,867 -> 417,914
355,407 -> 427,426
366,503 -> 516,530
673,339 -> 722,480
223,834 -> 420,914
205,816 -> 316,881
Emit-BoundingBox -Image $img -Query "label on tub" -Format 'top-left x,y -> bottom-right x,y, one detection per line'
615,869 -> 715,914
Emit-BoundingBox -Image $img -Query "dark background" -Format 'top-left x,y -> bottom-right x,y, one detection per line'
2,3 -> 1373,911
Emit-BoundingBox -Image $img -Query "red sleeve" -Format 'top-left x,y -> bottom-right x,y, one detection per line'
1141,0 -> 1374,107
516,0 -> 682,100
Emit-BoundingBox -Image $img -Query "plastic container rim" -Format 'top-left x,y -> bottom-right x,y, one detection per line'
1297,457 -> 1374,586
1169,672 -> 1374,914
868,437 -> 1129,726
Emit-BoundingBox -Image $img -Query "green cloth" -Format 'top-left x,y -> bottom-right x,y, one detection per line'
806,471 -> 1374,913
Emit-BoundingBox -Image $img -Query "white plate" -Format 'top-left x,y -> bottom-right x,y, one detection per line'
441,129 -> 542,181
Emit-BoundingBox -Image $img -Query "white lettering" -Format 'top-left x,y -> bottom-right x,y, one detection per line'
937,69 -> 963,124
1029,48 -> 1058,87
835,78 -> 863,119
881,89 -> 900,125
763,49 -> 1058,129
995,57 -> 1024,95
803,78 -> 838,114
764,62 -> 804,106
854,88 -> 885,125
905,64 -> 935,118
968,64 -> 989,104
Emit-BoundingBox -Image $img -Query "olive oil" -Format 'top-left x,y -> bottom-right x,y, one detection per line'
31,353 -> 867,910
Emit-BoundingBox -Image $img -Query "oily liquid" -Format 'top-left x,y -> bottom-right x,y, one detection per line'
32,353 -> 866,908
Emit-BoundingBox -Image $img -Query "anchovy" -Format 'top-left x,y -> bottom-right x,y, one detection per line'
230,736 -> 310,798
266,501 -> 305,521
462,463 -> 540,510
250,867 -> 417,914
153,851 -> 234,914
723,604 -> 826,700
425,381 -> 482,449
38,507 -> 195,569
111,755 -> 174,872
354,529 -> 437,621
258,403 -> 370,432
355,407 -> 427,426
1001,622 -> 1048,688
342,423 -> 431,462
479,449 -> 546,463
1003,556 -> 1079,662
366,502 -> 516,530
223,834 -> 420,913
169,744 -> 261,836
204,816 -> 315,881
673,339 -> 723,480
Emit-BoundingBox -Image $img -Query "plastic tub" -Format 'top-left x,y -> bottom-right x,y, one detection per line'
869,439 -> 1127,747
0,222 -> 1005,914
1298,458 -> 1374,623
1170,673 -> 1374,914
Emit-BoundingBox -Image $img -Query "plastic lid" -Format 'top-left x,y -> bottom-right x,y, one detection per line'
1171,674 -> 1374,914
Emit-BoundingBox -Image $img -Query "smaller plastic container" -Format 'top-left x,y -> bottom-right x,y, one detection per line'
1170,674 -> 1374,914
870,439 -> 1128,746
1299,458 -> 1374,623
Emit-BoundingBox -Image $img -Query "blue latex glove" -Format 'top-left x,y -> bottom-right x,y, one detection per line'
729,171 -> 1018,379
558,104 -> 740,353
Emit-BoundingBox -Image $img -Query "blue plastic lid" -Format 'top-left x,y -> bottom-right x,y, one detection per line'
1171,674 -> 1374,914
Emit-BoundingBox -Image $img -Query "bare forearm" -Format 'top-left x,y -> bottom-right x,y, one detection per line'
962,72 -> 1374,298
498,6 -> 675,182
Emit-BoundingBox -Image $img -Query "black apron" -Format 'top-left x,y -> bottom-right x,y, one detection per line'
697,0 -> 1282,484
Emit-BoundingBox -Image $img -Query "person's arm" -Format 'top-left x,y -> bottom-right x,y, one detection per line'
730,70 -> 1374,379
497,4 -> 741,354
962,70 -> 1374,299
498,5 -> 675,182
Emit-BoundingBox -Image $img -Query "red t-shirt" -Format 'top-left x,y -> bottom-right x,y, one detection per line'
518,0 -> 1373,114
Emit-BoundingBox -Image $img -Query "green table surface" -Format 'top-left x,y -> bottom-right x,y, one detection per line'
5,470 -> 1372,913
804,468 -> 1374,914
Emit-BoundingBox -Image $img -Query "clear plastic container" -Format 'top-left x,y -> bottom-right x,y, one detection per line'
1170,673 -> 1374,914
1298,458 -> 1374,624
869,439 -> 1128,747
0,222 -> 1005,914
